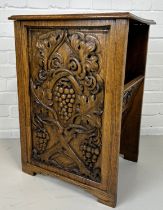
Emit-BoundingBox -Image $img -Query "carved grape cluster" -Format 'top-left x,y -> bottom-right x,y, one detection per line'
80,139 -> 100,169
34,130 -> 49,154
54,79 -> 76,123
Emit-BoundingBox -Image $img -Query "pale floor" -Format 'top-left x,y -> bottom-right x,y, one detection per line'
0,136 -> 163,210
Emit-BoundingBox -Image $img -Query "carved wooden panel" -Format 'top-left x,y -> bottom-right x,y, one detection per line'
29,28 -> 107,182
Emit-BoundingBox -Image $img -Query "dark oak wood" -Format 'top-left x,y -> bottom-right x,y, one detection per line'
9,13 -> 154,208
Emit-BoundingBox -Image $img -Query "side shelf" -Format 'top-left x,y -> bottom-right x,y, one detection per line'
123,75 -> 144,112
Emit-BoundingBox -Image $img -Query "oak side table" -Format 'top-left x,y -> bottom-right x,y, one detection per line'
9,13 -> 155,207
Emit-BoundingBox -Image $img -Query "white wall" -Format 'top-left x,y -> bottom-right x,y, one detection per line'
0,0 -> 163,138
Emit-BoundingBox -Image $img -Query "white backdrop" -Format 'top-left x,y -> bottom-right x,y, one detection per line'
0,0 -> 163,138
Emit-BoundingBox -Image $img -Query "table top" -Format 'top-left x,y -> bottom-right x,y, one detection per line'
8,12 -> 155,25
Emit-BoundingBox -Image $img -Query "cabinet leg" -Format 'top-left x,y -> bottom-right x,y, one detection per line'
98,198 -> 116,208
124,151 -> 138,162
22,164 -> 37,176
120,83 -> 144,162
88,188 -> 117,207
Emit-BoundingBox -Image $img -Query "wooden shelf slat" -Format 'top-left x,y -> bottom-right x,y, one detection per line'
124,75 -> 144,92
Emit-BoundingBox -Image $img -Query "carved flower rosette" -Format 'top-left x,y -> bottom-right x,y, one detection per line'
30,29 -> 104,182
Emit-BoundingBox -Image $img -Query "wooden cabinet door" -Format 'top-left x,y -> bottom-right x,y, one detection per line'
28,26 -> 110,187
